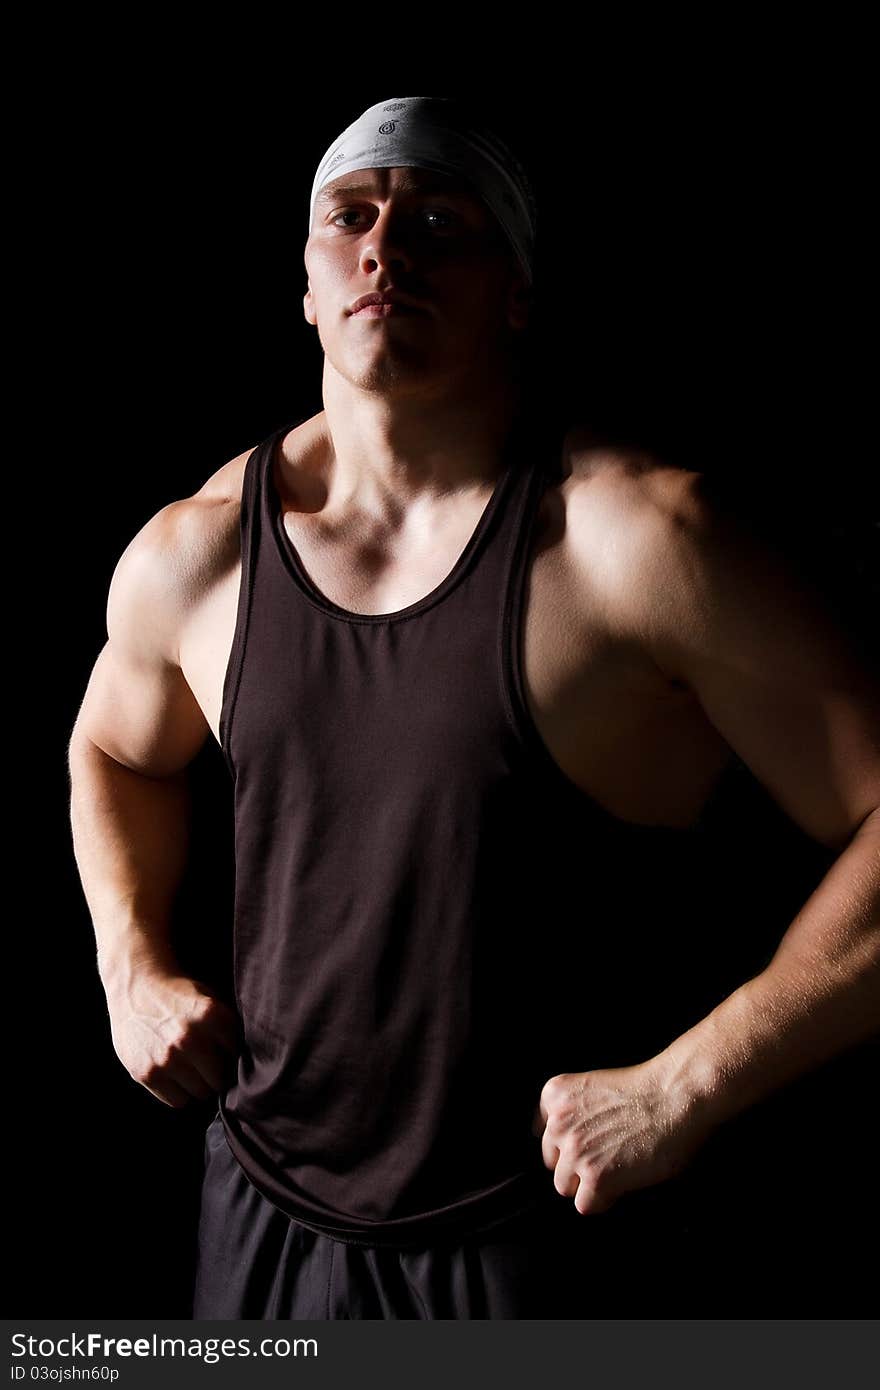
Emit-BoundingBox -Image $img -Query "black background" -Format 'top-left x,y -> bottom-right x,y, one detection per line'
18,57 -> 878,1319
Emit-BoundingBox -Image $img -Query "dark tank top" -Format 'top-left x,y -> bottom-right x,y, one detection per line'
216,407 -> 697,1249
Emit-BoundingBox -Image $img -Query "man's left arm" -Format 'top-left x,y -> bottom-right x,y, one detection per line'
642,477 -> 879,1128
535,471 -> 879,1213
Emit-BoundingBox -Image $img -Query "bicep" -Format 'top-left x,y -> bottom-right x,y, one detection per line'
73,637 -> 210,778
623,478 -> 880,850
71,509 -> 211,777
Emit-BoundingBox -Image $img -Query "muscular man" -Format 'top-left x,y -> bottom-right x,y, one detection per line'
68,97 -> 880,1319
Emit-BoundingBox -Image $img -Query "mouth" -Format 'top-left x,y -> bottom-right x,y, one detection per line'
349,290 -> 428,316
351,302 -> 423,317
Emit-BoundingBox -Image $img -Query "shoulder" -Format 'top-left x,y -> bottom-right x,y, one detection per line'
559,421 -> 704,516
555,424 -> 708,629
107,413 -> 324,658
118,444 -> 257,592
557,423 -> 830,660
106,442 -> 259,666
558,420 -> 877,706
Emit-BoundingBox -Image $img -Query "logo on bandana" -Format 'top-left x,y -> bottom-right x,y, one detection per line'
378,121 -> 397,135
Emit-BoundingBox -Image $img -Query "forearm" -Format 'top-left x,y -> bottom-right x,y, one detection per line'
68,732 -> 192,991
655,807 -> 880,1128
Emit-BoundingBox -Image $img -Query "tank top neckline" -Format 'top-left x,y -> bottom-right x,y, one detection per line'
264,422 -> 532,625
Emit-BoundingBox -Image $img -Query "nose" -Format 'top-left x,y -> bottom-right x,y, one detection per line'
358,204 -> 416,277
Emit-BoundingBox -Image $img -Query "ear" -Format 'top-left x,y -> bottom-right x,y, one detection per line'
303,283 -> 317,327
506,273 -> 532,333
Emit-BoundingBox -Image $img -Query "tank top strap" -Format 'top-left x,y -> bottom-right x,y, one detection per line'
218,414 -> 312,772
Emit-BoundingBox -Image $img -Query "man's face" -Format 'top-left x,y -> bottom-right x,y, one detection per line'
303,165 -> 531,398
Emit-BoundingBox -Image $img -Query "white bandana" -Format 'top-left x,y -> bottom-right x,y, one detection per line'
309,96 -> 537,286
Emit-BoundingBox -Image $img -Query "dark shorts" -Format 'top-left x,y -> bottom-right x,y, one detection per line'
192,1111 -> 689,1319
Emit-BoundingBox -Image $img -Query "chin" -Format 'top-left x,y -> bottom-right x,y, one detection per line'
339,344 -> 445,389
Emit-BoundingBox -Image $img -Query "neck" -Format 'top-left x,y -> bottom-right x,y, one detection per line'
314,367 -> 526,514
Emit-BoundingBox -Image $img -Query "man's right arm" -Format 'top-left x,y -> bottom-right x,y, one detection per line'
68,499 -> 241,1108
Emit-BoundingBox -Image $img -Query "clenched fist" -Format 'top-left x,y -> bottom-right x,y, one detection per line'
531,1061 -> 713,1215
104,967 -> 242,1108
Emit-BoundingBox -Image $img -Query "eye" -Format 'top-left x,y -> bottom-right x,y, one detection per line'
422,208 -> 456,230
331,209 -> 366,228
329,206 -> 459,231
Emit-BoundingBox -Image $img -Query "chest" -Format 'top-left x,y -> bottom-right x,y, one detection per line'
182,479 -> 732,828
